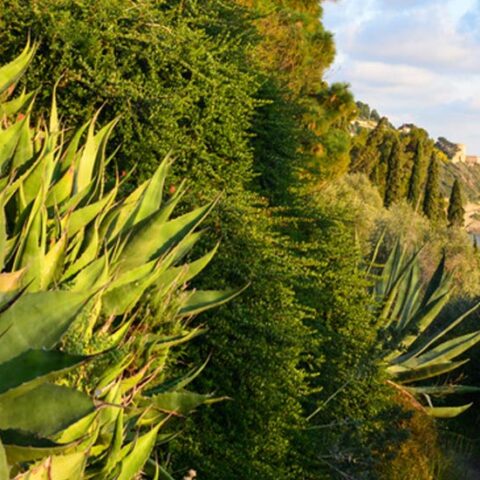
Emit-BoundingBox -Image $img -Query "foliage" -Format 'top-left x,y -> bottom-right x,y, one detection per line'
423,154 -> 446,223
373,243 -> 480,417
281,190 -> 405,479
0,45 -> 239,478
322,174 -> 480,298
447,179 -> 465,228
0,2 -> 319,478
0,0 -> 258,191
350,121 -> 446,218
377,397 -> 460,480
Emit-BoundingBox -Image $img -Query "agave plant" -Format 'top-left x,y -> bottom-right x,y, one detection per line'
0,43 -> 241,478
372,242 -> 480,418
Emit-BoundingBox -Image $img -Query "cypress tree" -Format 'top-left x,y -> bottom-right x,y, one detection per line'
384,137 -> 404,207
407,139 -> 426,208
350,117 -> 389,175
423,155 -> 445,222
447,179 -> 465,227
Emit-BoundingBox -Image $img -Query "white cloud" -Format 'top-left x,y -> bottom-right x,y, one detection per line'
323,0 -> 480,153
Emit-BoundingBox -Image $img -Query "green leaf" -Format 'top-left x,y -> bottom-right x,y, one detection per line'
145,357 -> 209,396
0,349 -> 88,397
0,90 -> 34,117
0,42 -> 35,94
65,187 -> 116,237
421,253 -> 448,308
0,117 -> 27,171
15,451 -> 87,480
0,438 -> 8,480
129,153 -> 171,226
75,117 -> 116,193
1,431 -> 70,464
149,391 -> 212,416
179,286 -> 247,317
406,385 -> 480,396
117,426 -> 160,480
389,359 -> 469,384
117,199 -> 217,273
0,383 -> 94,437
41,234 -> 67,289
424,403 -> 472,418
403,331 -> 480,369
0,290 -> 90,363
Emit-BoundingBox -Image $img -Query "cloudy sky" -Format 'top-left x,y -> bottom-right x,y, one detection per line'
323,0 -> 480,153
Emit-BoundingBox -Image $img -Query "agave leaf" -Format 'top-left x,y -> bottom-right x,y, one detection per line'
102,182 -> 148,239
12,112 -> 34,169
99,408 -> 124,477
129,153 -> 172,226
397,263 -> 422,330
22,140 -> 55,208
41,234 -> 67,289
60,121 -> 89,172
117,425 -> 160,480
424,403 -> 473,418
55,412 -> 97,444
388,260 -> 417,329
49,80 -> 60,140
0,349 -> 88,398
1,431 -> 71,464
0,289 -> 90,363
405,385 -> 480,396
394,293 -> 450,354
46,166 -> 74,207
0,438 -> 8,480
68,255 -> 109,292
153,243 -> 220,301
0,89 -> 34,117
394,303 -> 480,365
153,328 -> 204,351
388,359 -> 469,384
0,116 -> 28,171
102,265 -> 165,316
421,253 -> 448,308
0,42 -> 35,94
179,286 -> 247,317
148,391 -> 213,416
14,195 -> 46,289
116,199 -> 217,274
65,186 -> 116,237
0,269 -> 25,292
380,248 -> 422,326
15,451 -> 87,480
75,117 -> 116,194
0,384 -> 94,438
62,226 -> 99,280
403,331 -> 480,369
146,357 -> 209,396
0,205 -> 5,270
95,355 -> 134,392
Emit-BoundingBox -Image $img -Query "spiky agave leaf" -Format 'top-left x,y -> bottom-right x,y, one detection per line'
373,243 -> 480,416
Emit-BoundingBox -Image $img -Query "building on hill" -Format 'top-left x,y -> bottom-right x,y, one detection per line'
466,155 -> 480,165
398,123 -> 415,134
436,137 -> 467,163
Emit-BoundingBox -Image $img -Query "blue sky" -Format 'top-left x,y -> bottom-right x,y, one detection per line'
323,0 -> 480,153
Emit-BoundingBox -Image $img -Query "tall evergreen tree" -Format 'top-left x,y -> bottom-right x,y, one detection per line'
350,117 -> 389,175
447,179 -> 465,227
423,154 -> 445,222
407,139 -> 425,208
384,137 -> 404,207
